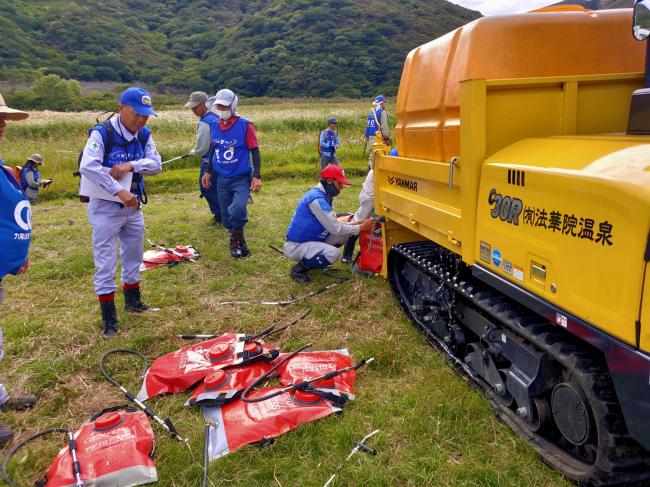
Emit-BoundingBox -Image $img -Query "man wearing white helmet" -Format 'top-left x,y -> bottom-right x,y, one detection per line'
202,89 -> 262,258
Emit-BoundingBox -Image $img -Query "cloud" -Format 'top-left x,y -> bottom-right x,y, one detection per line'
449,0 -> 554,15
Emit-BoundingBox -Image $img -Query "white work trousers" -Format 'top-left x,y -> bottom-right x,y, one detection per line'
88,199 -> 144,296
353,169 -> 374,221
284,234 -> 349,266
0,285 -> 8,405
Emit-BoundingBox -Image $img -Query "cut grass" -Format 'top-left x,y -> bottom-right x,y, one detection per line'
0,176 -> 570,486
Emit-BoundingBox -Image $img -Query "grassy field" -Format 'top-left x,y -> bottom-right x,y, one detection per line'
0,103 -> 569,486
0,101 -> 372,202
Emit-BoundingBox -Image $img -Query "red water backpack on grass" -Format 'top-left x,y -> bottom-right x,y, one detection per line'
353,228 -> 383,275
203,388 -> 341,460
137,334 -> 279,401
44,409 -> 156,487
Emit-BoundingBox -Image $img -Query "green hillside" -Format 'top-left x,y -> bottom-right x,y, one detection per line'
0,0 -> 480,97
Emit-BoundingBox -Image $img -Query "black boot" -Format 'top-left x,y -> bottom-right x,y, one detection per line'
230,229 -> 250,258
290,262 -> 311,283
100,300 -> 118,338
341,235 -> 358,265
124,287 -> 150,313
213,213 -> 222,225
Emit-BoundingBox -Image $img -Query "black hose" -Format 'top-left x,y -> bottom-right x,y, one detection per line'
2,428 -> 71,487
99,349 -> 189,445
242,352 -> 374,404
248,306 -> 312,341
241,344 -> 313,403
99,348 -> 148,391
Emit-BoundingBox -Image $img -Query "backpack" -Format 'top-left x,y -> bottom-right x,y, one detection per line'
74,119 -> 151,203
353,227 -> 384,276
11,165 -> 23,187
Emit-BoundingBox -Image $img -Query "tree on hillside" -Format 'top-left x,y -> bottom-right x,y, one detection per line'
31,74 -> 81,111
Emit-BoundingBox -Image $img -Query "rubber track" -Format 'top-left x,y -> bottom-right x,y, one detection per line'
390,242 -> 650,486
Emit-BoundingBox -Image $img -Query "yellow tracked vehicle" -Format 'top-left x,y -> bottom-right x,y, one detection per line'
377,4 -> 650,485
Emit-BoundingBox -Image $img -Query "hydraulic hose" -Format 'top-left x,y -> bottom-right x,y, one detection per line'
2,428 -> 84,487
99,349 -> 189,446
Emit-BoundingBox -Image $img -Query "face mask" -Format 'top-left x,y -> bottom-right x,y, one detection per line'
321,180 -> 340,200
216,109 -> 232,120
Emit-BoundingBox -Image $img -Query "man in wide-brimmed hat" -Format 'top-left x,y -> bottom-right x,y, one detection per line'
20,153 -> 52,204
0,93 -> 38,446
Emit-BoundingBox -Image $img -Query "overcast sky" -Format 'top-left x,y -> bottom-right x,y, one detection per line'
448,0 -> 555,15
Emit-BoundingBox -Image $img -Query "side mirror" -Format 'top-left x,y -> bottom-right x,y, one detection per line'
633,0 -> 650,41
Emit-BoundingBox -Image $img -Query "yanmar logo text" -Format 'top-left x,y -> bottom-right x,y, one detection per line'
388,175 -> 418,192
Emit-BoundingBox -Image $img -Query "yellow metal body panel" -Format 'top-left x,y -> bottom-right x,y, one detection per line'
475,136 -> 650,346
377,73 -> 650,349
395,9 -> 644,164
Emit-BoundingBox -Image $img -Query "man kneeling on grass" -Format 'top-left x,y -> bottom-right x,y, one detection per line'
284,164 -> 373,283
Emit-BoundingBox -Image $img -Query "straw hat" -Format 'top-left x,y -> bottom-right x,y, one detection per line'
0,93 -> 29,121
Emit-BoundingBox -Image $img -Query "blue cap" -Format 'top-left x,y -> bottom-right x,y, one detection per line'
119,87 -> 157,116
327,117 -> 337,124
375,95 -> 385,103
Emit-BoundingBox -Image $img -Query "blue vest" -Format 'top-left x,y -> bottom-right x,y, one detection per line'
20,166 -> 39,191
320,130 -> 337,157
365,108 -> 384,137
199,112 -> 219,160
286,187 -> 332,243
92,122 -> 151,199
0,166 -> 31,279
210,117 -> 252,178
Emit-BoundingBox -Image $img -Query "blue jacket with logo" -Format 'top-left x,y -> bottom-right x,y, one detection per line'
92,123 -> 151,199
210,117 -> 252,178
286,187 -> 332,243
365,108 -> 384,137
0,165 -> 31,279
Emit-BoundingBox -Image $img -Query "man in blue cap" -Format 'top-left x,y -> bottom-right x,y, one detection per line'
79,86 -> 162,338
318,118 -> 341,168
364,95 -> 390,147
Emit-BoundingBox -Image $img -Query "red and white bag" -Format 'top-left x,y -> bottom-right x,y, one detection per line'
203,389 -> 340,460
137,334 -> 278,401
353,228 -> 383,275
44,410 -> 156,487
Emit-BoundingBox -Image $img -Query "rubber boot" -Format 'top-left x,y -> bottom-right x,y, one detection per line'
124,285 -> 150,313
290,261 -> 311,283
230,229 -> 250,258
238,231 -> 251,258
100,300 -> 118,338
0,425 -> 13,447
341,235 -> 358,265
0,395 -> 37,412
213,213 -> 222,225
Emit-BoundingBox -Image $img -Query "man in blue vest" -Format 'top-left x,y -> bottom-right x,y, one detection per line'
318,118 -> 340,168
186,91 -> 221,224
20,153 -> 52,204
202,89 -> 262,258
79,87 -> 162,338
364,95 -> 391,148
0,93 -> 38,445
284,164 -> 373,283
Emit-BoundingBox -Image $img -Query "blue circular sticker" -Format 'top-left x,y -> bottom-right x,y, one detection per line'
492,248 -> 502,268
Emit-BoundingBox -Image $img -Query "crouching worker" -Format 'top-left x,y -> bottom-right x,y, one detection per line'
79,87 -> 162,338
284,164 -> 373,283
